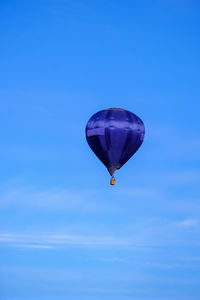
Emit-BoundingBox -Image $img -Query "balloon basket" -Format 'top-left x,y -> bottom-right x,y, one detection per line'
110,176 -> 115,185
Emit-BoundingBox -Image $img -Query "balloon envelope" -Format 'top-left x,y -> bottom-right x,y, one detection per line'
85,108 -> 145,175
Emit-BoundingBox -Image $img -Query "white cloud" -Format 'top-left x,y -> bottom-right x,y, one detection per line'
137,261 -> 200,270
0,232 -> 151,250
0,185 -> 107,213
177,219 -> 200,228
92,257 -> 125,263
11,244 -> 54,249
1,220 -> 200,251
116,187 -> 156,198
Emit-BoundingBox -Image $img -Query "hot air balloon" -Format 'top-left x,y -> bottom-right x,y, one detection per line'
85,108 -> 145,185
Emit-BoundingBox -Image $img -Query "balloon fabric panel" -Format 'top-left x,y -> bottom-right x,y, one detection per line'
86,108 -> 145,176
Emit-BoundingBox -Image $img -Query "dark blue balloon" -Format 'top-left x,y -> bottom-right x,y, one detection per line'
86,108 -> 145,176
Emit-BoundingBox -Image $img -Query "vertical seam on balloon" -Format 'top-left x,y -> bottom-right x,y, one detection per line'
99,110 -> 109,167
118,110 -> 132,166
105,109 -> 111,151
127,114 -> 143,161
101,109 -> 110,167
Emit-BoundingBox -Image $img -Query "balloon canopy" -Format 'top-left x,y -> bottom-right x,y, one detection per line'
85,108 -> 145,184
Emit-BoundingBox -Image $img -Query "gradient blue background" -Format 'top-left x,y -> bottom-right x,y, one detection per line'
0,0 -> 200,299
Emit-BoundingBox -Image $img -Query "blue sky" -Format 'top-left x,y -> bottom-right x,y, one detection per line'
0,0 -> 200,299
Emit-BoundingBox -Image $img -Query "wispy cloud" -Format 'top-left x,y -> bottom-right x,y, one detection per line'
0,232 -> 153,250
177,218 -> 200,228
92,257 -> 125,263
11,244 -> 54,249
1,222 -> 200,251
136,261 -> 200,270
0,185 -> 106,213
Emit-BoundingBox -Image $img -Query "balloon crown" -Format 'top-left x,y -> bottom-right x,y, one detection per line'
105,108 -> 126,111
